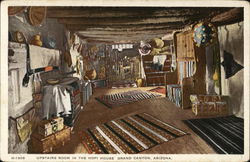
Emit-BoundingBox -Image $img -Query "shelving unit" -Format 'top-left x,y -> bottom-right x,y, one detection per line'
142,54 -> 173,86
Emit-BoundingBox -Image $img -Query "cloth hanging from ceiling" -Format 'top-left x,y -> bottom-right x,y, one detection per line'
41,85 -> 72,119
29,45 -> 60,69
152,55 -> 167,71
221,51 -> 243,79
70,46 -> 80,68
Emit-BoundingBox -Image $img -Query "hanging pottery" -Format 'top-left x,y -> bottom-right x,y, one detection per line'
30,34 -> 43,47
193,22 -> 217,47
85,69 -> 97,80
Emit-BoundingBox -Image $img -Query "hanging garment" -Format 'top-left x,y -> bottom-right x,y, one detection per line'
221,51 -> 243,79
41,85 -> 72,119
152,55 -> 167,71
29,45 -> 60,69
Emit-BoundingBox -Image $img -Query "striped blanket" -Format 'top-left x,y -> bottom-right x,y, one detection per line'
148,87 -> 166,95
183,115 -> 244,154
79,113 -> 187,154
95,90 -> 161,108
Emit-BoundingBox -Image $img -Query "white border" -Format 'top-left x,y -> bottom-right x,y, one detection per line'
1,0 -> 249,161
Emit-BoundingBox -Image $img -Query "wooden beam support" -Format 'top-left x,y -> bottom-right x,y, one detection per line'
77,29 -> 172,35
64,22 -> 186,33
78,34 -> 166,39
211,8 -> 243,26
47,7 -> 203,18
78,35 -> 166,42
57,16 -> 192,25
65,24 -> 182,32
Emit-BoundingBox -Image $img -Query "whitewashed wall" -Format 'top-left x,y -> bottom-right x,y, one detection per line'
8,13 -> 67,153
217,22 -> 244,118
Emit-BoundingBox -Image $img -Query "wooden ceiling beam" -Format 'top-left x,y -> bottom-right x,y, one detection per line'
77,29 -> 172,35
65,24 -> 182,32
77,33 -> 166,41
47,7 -> 203,18
57,16 -> 199,25
64,22 -> 186,33
211,8 -> 243,26
47,7 -> 232,18
77,35 -> 165,40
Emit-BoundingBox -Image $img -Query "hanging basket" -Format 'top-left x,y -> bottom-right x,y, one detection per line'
28,7 -> 47,26
138,42 -> 151,56
8,7 -> 27,16
193,22 -> 217,47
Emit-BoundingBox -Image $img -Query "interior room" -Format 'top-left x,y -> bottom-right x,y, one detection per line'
7,6 -> 244,155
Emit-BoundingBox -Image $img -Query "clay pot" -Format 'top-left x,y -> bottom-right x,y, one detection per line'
85,69 -> 97,80
31,34 -> 43,47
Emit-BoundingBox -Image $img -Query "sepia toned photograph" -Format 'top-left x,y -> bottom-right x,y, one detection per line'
1,0 -> 249,161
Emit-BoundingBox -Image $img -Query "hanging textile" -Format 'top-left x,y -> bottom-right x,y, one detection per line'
152,55 -> 167,71
41,85 -> 72,119
15,108 -> 36,142
29,44 -> 60,69
221,50 -> 243,79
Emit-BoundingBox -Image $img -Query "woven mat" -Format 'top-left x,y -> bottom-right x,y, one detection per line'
79,113 -> 187,154
183,115 -> 244,154
148,87 -> 166,95
110,81 -> 137,89
95,90 -> 161,108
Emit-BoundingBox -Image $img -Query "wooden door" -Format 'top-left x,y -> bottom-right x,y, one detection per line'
185,31 -> 195,60
176,33 -> 185,60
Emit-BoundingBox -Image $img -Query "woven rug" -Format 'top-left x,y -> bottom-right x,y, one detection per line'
183,115 -> 244,154
148,87 -> 166,95
79,113 -> 187,154
110,81 -> 137,88
95,90 -> 161,108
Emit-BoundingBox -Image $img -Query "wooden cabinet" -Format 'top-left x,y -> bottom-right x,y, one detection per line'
165,30 -> 206,109
176,31 -> 195,61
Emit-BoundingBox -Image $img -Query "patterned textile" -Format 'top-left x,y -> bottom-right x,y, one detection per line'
15,108 -> 36,142
166,84 -> 182,107
96,90 -> 160,108
148,87 -> 166,95
178,61 -> 194,84
79,113 -> 187,154
183,115 -> 243,154
111,81 -> 137,89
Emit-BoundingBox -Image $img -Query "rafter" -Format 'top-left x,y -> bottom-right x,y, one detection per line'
47,7 -> 203,18
211,8 -> 243,26
65,24 -> 183,32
